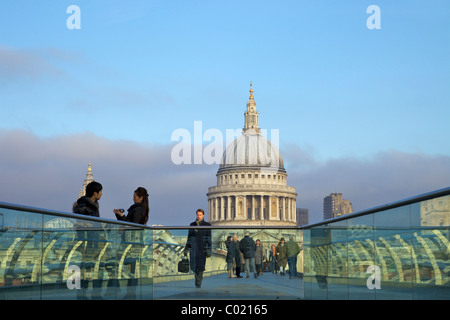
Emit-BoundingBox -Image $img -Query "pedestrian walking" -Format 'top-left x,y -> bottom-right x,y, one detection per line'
276,238 -> 287,276
269,244 -> 278,274
255,239 -> 266,276
233,234 -> 243,278
225,236 -> 235,278
286,235 -> 300,279
185,209 -> 211,288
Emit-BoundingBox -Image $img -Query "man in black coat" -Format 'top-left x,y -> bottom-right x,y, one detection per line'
239,231 -> 257,278
185,209 -> 211,288
72,181 -> 103,299
73,181 -> 103,217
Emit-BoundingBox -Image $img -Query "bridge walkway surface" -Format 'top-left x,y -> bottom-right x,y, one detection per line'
6,271 -> 303,300
153,272 -> 303,300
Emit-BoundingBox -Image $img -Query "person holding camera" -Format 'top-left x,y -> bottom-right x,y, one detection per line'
113,187 -> 149,225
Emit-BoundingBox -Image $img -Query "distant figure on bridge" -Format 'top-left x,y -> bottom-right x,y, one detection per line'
225,236 -> 235,278
233,234 -> 243,278
185,209 -> 211,288
269,244 -> 279,274
286,235 -> 300,279
239,231 -> 257,279
255,239 -> 266,276
276,238 -> 287,276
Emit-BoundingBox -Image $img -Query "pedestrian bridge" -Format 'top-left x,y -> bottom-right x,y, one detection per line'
0,187 -> 449,300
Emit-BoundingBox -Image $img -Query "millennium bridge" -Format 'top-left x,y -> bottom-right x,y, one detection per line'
0,187 -> 449,300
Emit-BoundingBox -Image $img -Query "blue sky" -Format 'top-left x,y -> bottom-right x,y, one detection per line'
1,1 -> 449,225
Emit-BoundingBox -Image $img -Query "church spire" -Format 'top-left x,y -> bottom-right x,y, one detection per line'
77,163 -> 94,199
243,81 -> 260,134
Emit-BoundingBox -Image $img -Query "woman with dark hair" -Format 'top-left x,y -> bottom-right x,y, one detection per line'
112,187 -> 149,299
225,236 -> 235,278
114,187 -> 149,225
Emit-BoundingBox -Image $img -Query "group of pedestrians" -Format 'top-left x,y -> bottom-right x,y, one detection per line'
224,232 -> 265,279
269,236 -> 301,279
225,233 -> 301,280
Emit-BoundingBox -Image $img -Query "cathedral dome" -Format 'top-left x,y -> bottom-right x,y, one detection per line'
207,83 -> 297,227
219,129 -> 285,173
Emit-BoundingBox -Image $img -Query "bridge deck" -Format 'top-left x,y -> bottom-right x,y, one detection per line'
153,272 -> 303,300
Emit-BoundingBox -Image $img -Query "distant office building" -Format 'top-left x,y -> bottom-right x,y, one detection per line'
296,208 -> 309,226
323,193 -> 353,220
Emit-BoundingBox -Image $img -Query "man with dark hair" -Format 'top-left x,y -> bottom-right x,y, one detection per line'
185,209 -> 211,288
73,181 -> 103,217
72,181 -> 103,299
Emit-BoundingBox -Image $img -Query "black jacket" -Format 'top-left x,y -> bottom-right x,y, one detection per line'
239,235 -> 256,259
116,203 -> 147,225
73,196 -> 100,217
186,219 -> 212,272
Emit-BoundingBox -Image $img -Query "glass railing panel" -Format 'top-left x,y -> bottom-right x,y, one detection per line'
302,228 -> 312,299
346,213 -> 375,300
69,222 -> 153,301
0,206 -> 154,300
306,225 -> 330,300
112,226 -> 153,300
137,229 -> 153,299
0,208 -> 43,299
152,228 -> 303,300
373,205 -> 413,300
40,214 -> 79,300
40,215 -> 123,300
326,219 -> 349,300
411,195 -> 450,300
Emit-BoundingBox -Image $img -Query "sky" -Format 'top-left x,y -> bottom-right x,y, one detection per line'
0,1 -> 449,225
